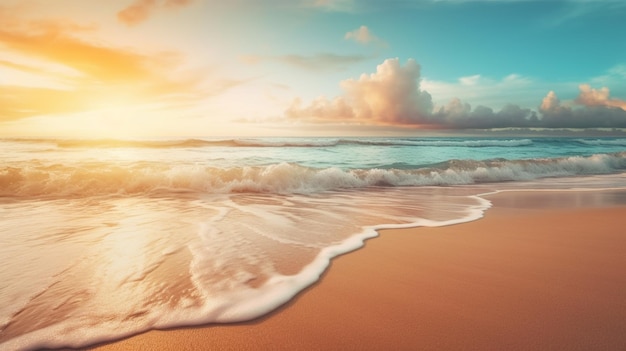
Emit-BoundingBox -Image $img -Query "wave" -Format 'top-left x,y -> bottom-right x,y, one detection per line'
3,137 -> 534,149
575,139 -> 626,147
344,138 -> 534,147
2,152 -> 625,197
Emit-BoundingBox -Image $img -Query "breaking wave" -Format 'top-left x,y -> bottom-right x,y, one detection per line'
576,138 -> 626,147
2,152 -> 625,197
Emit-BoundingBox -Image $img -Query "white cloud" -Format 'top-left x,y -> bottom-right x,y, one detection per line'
576,84 -> 626,111
286,58 -> 432,125
286,58 -> 626,129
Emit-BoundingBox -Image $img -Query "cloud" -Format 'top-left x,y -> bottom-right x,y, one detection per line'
118,0 -> 157,26
430,86 -> 626,129
537,87 -> 626,128
429,98 -> 538,129
344,25 -> 385,46
0,12 -> 219,122
344,25 -> 371,44
0,59 -> 47,76
239,53 -> 369,72
432,85 -> 626,129
117,0 -> 194,26
286,58 -> 626,129
576,84 -> 626,110
540,90 -> 561,112
286,58 -> 433,125
0,86 -> 90,121
458,74 -> 482,86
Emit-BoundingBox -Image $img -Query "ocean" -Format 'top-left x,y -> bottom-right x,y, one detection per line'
1,136 -> 626,350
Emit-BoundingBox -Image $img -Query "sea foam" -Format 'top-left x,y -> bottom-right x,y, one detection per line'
2,136 -> 626,350
0,188 -> 490,350
2,152 -> 625,197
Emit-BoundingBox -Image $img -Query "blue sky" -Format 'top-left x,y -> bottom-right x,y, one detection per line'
1,0 -> 625,136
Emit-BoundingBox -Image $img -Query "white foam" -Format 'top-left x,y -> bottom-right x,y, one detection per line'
576,138 -> 626,146
3,152 -> 625,197
0,188 -> 493,351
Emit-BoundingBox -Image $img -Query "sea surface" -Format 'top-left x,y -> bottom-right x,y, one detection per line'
1,136 -> 626,350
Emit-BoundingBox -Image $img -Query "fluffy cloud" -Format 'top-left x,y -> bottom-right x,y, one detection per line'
540,90 -> 560,112
118,0 -> 194,26
344,25 -> 385,46
538,88 -> 626,128
286,58 -> 626,129
286,58 -> 433,125
576,84 -> 626,110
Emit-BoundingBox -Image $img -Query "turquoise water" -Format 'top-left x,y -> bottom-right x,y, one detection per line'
2,137 -> 626,196
1,136 -> 626,350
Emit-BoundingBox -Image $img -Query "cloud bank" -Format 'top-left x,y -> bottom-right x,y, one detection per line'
539,87 -> 626,128
286,58 -> 626,129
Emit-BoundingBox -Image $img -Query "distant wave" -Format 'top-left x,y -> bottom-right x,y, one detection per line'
3,138 -> 534,149
575,139 -> 626,147
2,152 -> 625,197
345,138 -> 534,147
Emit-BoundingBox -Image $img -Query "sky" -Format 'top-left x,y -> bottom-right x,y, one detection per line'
1,0 -> 626,137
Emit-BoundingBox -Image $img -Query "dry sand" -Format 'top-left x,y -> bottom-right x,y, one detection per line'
90,190 -> 626,351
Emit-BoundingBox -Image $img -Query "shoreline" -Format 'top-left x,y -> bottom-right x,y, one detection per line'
84,189 -> 626,350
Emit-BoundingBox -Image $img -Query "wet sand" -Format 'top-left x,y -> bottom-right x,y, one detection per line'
90,190 -> 626,351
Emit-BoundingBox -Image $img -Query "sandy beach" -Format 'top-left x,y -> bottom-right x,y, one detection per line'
89,190 -> 626,351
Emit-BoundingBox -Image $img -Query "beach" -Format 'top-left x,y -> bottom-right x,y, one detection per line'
4,137 -> 626,350
89,189 -> 626,351
3,0 -> 626,348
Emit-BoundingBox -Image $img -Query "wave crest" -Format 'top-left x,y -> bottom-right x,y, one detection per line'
2,152 -> 625,197
576,139 -> 626,147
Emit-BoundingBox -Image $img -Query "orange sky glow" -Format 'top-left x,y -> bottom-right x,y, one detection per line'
1,0 -> 625,138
